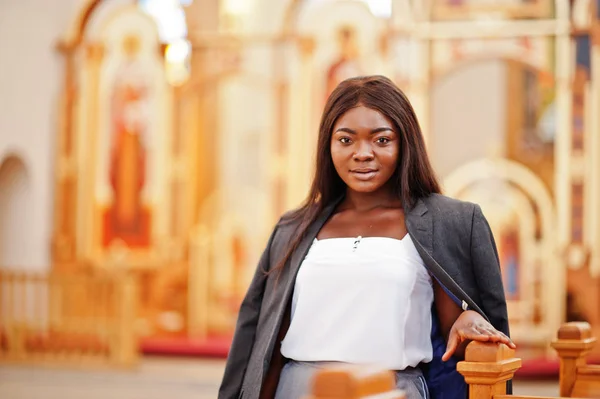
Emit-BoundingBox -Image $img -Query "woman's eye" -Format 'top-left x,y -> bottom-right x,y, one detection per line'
376,137 -> 391,144
339,137 -> 352,144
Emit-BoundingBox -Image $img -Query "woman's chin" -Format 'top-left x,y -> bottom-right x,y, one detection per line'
346,181 -> 385,194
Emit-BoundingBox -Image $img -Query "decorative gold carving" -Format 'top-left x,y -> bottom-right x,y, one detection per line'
157,237 -> 185,262
56,156 -> 77,181
108,239 -> 131,265
566,243 -> 590,269
51,234 -> 74,263
85,42 -> 104,62
432,0 -> 552,21
297,36 -> 316,58
171,158 -> 188,181
570,153 -> 587,181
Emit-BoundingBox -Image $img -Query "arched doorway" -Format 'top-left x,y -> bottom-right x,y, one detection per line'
444,158 -> 560,346
430,57 -> 555,190
0,154 -> 33,269
430,57 -> 561,348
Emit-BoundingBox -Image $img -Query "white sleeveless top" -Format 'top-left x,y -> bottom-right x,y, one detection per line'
280,235 -> 434,370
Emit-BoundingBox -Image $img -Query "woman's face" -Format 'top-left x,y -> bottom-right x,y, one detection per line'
330,105 -> 399,194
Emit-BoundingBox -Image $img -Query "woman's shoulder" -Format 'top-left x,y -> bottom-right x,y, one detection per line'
269,208 -> 304,242
276,208 -> 303,228
421,193 -> 482,229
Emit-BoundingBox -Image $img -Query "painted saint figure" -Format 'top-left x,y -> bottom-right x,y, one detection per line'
104,35 -> 151,248
325,26 -> 364,99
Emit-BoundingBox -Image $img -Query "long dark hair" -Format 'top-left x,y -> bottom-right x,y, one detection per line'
273,75 -> 440,272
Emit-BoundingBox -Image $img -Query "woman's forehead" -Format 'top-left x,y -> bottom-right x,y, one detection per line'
334,105 -> 394,129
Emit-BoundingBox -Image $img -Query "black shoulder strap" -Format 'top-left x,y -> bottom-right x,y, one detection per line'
410,233 -> 490,323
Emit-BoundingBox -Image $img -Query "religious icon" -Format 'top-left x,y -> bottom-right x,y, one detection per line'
498,221 -> 521,301
103,35 -> 152,248
432,0 -> 551,20
325,26 -> 365,99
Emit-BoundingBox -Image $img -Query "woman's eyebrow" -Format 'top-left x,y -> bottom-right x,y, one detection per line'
333,127 -> 394,134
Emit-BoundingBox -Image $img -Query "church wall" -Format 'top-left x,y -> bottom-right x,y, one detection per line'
0,0 -> 81,270
431,60 -> 507,179
242,0 -> 292,34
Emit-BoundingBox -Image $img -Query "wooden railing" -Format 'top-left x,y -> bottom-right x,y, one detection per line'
0,269 -> 138,367
305,365 -> 406,398
551,323 -> 600,397
458,322 -> 599,398
307,322 -> 600,399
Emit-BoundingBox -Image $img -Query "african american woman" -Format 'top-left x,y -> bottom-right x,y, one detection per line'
218,75 -> 514,399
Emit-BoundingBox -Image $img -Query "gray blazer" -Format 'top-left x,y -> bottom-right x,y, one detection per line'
218,193 -> 509,399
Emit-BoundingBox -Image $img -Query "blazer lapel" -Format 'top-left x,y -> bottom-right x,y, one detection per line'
264,199 -> 342,365
286,203 -> 337,282
285,199 -> 341,298
405,197 -> 489,320
404,198 -> 433,257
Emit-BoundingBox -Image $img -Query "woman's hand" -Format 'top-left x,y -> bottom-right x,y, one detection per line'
442,310 -> 516,361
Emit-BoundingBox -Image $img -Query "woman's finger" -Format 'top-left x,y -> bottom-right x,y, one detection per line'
479,326 -> 516,347
473,325 -> 516,348
497,331 -> 516,347
460,328 -> 491,342
443,330 -> 460,362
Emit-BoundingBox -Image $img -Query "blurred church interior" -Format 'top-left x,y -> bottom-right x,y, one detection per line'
2,0 -> 600,397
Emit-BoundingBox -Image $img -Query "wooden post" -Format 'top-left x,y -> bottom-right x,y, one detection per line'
111,273 -> 138,367
551,322 -> 597,397
306,365 -> 406,399
456,342 -> 521,399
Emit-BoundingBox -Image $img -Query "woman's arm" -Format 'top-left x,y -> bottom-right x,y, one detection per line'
218,223 -> 280,399
470,204 -> 510,335
434,203 -> 515,361
434,282 -> 514,361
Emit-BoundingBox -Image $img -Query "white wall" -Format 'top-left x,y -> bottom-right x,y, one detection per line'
0,0 -> 82,270
430,60 -> 507,179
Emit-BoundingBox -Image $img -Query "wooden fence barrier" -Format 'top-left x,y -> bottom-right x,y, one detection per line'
551,322 -> 600,397
307,322 -> 600,399
0,269 -> 138,368
457,321 -> 599,399
304,365 -> 406,399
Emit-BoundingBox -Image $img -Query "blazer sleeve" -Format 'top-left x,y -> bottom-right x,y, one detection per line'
218,222 -> 280,399
470,204 -> 510,336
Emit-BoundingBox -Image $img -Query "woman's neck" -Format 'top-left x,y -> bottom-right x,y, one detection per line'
340,188 -> 401,213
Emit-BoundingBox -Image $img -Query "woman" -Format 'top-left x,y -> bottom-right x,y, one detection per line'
219,76 -> 514,399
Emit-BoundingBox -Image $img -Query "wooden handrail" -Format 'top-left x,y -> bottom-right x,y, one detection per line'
307,321 -> 600,399
495,396 -> 589,399
551,322 -> 598,397
577,365 -> 600,376
456,341 -> 521,399
457,321 -> 600,399
305,365 -> 406,399
0,269 -> 138,367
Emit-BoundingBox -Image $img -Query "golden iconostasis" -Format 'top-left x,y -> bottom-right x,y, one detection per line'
48,0 -> 600,362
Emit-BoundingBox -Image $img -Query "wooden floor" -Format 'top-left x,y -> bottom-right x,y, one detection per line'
0,357 -> 558,398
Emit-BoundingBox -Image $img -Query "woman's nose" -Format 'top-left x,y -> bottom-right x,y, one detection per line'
353,141 -> 374,161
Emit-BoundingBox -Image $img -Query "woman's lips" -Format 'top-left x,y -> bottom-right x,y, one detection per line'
350,169 -> 378,181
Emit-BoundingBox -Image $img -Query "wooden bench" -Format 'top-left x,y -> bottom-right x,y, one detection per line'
0,269 -> 138,368
307,322 -> 600,399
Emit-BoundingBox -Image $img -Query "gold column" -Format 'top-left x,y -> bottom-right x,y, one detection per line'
415,37 -> 431,147
272,38 -> 289,219
53,43 -> 78,267
588,13 -> 600,277
81,43 -> 104,261
285,36 -> 315,211
555,19 -> 574,269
